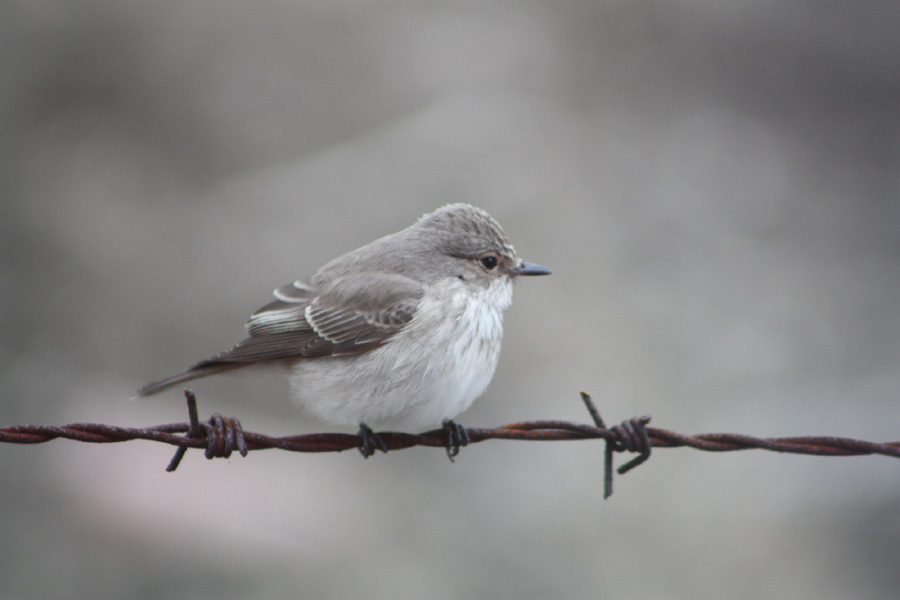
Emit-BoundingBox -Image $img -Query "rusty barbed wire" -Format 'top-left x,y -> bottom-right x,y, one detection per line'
2,391 -> 898,498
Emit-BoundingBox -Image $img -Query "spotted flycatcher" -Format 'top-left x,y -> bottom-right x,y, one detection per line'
138,204 -> 549,452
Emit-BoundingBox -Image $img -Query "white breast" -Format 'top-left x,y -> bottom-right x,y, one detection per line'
287,278 -> 513,429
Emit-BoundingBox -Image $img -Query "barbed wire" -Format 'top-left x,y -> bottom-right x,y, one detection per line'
2,391 -> 898,498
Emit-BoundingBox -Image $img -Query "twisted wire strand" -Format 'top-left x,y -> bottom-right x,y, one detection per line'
2,390 -> 897,497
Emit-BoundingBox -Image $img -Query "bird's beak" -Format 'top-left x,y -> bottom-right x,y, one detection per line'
510,261 -> 552,277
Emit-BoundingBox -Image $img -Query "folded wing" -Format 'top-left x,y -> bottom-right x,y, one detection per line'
136,273 -> 423,396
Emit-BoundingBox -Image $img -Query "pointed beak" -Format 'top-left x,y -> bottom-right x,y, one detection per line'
510,260 -> 552,277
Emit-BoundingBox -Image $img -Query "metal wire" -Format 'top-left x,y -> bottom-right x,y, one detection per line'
2,390 -> 898,498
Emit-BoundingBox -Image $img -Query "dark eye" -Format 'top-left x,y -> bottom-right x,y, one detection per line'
480,255 -> 498,270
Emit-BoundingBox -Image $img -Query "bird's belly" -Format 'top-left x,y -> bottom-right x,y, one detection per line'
288,281 -> 510,430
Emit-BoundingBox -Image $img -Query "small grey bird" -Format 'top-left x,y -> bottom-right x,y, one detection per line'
138,204 -> 549,454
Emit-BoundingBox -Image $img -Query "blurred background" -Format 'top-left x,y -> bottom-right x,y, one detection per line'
2,1 -> 899,598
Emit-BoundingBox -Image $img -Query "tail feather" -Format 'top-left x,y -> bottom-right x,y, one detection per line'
135,362 -> 245,397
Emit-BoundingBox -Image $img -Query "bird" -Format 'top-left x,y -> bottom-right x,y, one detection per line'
137,203 -> 550,456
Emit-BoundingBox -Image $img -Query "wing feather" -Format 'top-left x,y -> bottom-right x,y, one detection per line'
137,273 -> 424,396
195,273 -> 422,366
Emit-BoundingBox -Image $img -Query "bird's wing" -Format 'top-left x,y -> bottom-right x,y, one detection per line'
135,273 -> 424,396
195,273 -> 424,365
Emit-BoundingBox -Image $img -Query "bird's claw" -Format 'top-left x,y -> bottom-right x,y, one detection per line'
357,423 -> 388,458
443,419 -> 470,462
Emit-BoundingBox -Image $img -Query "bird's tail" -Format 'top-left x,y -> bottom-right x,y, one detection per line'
135,362 -> 244,397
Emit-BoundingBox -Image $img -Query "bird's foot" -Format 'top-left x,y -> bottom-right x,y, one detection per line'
357,423 -> 388,458
442,419 -> 470,462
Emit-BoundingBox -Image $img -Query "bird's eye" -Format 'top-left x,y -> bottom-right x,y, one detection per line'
480,255 -> 499,270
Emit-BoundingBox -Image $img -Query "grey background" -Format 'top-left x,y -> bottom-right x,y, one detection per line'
3,1 -> 899,598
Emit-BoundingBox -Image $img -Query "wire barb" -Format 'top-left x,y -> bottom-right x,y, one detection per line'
166,390 -> 248,471
580,392 -> 652,498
